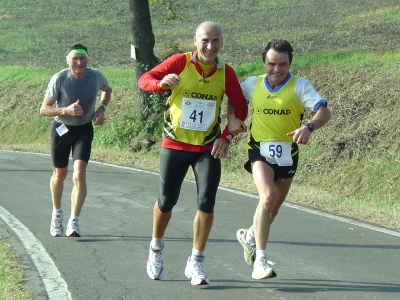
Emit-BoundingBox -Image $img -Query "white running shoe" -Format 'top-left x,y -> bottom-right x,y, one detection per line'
147,247 -> 164,280
252,256 -> 276,280
184,256 -> 209,286
66,219 -> 81,237
236,228 -> 255,266
50,211 -> 63,237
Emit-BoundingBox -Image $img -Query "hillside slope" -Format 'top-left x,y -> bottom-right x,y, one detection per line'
0,0 -> 399,230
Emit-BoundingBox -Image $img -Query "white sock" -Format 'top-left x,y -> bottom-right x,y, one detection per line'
255,250 -> 267,261
191,248 -> 204,259
53,208 -> 62,215
69,215 -> 79,222
150,237 -> 164,250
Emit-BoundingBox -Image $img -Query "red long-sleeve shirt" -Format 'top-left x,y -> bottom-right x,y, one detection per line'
138,51 -> 248,151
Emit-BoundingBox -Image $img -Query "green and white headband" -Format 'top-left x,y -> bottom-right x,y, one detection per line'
66,49 -> 89,63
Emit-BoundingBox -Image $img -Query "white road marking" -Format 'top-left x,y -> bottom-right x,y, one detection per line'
217,186 -> 400,238
1,150 -> 399,299
0,206 -> 72,300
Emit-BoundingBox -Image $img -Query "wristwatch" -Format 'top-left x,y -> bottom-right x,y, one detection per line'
98,103 -> 107,110
305,123 -> 314,132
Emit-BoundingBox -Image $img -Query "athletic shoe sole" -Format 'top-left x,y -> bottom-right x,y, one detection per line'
147,248 -> 164,280
184,257 -> 209,287
252,269 -> 278,279
67,231 -> 81,237
236,229 -> 255,266
50,228 -> 63,237
252,258 -> 278,280
147,263 -> 164,280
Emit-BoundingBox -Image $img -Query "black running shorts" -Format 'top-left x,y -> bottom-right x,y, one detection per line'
50,121 -> 94,168
244,143 -> 299,182
158,148 -> 221,213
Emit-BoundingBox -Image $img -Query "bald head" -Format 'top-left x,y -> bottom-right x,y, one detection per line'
193,21 -> 224,65
195,21 -> 223,38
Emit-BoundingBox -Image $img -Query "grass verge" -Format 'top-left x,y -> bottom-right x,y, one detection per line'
0,236 -> 30,300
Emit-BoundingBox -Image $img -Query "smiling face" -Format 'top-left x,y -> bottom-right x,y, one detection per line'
194,22 -> 223,65
68,53 -> 88,78
264,49 -> 291,88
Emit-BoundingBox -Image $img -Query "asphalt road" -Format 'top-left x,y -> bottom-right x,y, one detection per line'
1,150 -> 399,300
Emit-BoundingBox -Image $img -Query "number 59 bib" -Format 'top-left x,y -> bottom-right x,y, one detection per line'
260,141 -> 293,166
180,98 -> 216,131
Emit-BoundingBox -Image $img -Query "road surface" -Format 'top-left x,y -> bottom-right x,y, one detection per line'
1,150 -> 399,300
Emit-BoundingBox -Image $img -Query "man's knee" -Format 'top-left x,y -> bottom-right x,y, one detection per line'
73,160 -> 88,181
157,197 -> 176,213
259,191 -> 276,211
52,167 -> 68,182
72,169 -> 86,182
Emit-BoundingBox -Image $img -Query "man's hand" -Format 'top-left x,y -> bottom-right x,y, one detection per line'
66,99 -> 84,116
159,74 -> 180,89
288,105 -> 331,144
93,107 -> 105,125
228,115 -> 247,136
211,138 -> 229,159
287,126 -> 311,144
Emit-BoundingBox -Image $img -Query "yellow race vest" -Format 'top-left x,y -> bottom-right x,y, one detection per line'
250,74 -> 305,143
164,53 -> 225,146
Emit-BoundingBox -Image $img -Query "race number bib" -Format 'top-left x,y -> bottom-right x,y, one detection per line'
180,98 -> 216,131
55,123 -> 69,136
260,142 -> 293,166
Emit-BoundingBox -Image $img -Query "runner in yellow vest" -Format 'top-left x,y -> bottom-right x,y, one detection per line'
138,21 -> 248,286
233,39 -> 331,280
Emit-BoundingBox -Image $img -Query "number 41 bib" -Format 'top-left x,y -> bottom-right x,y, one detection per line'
260,141 -> 293,166
180,98 -> 216,131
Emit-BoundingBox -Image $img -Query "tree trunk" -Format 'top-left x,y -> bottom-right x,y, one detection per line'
129,0 -> 158,115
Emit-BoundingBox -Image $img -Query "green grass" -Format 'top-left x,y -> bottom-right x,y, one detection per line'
235,50 -> 400,79
1,0 -> 400,297
0,236 -> 30,300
